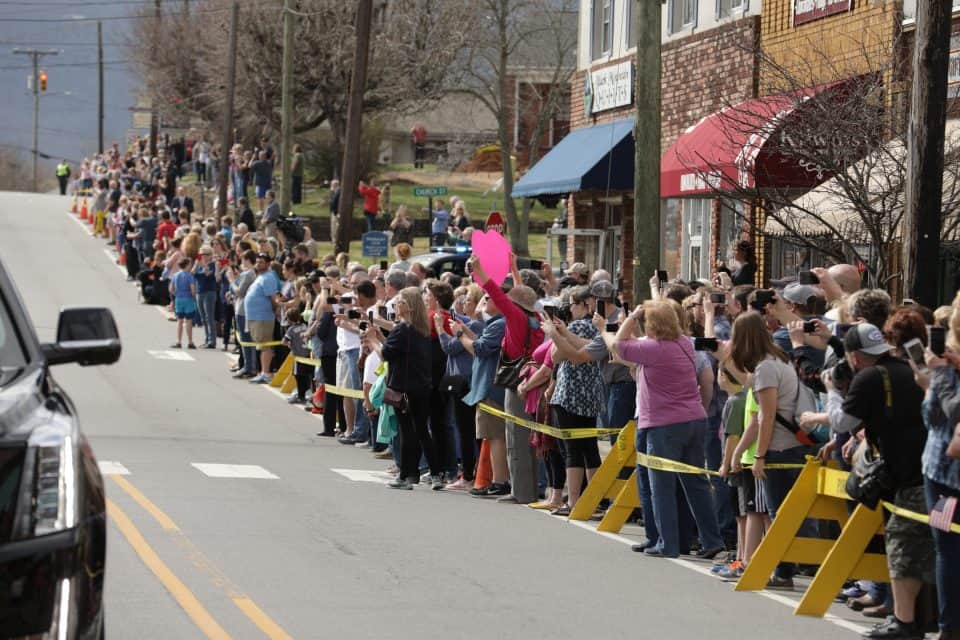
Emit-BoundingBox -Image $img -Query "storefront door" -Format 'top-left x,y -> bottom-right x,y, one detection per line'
681,198 -> 711,281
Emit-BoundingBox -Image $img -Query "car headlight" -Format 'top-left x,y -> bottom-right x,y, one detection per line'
13,422 -> 78,539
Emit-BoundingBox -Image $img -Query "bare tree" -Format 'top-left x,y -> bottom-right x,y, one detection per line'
674,36 -> 960,287
129,0 -> 474,167
0,149 -> 39,193
457,0 -> 577,255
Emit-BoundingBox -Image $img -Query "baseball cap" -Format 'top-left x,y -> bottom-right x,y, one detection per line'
507,285 -> 539,313
568,262 -> 590,277
843,323 -> 892,356
782,282 -> 823,305
589,280 -> 615,299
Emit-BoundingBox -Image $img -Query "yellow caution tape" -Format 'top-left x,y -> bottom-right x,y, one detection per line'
636,453 -> 805,476
881,500 -> 960,534
477,402 -> 621,440
319,384 -> 365,400
293,356 -> 322,367
233,332 -> 283,349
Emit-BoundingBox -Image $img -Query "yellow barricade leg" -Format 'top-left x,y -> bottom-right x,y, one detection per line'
569,422 -> 636,521
795,504 -> 887,616
736,460 -> 821,591
597,470 -> 641,533
280,373 -> 297,395
269,354 -> 293,389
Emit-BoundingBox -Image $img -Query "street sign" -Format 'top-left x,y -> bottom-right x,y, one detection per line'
485,211 -> 506,235
361,231 -> 389,258
413,186 -> 448,197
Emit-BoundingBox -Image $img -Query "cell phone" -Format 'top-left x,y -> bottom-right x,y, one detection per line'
596,300 -> 606,317
378,306 -> 388,319
358,321 -> 368,331
529,259 -> 543,270
710,292 -> 726,304
929,326 -> 946,356
326,296 -> 337,305
657,269 -> 668,285
693,337 -> 719,352
803,320 -> 817,333
347,309 -> 362,320
904,337 -> 927,369
340,296 -> 354,305
543,306 -> 557,320
368,309 -> 375,321
835,323 -> 853,338
380,260 -> 388,270
797,270 -> 820,285
605,323 -> 619,333
388,312 -> 397,322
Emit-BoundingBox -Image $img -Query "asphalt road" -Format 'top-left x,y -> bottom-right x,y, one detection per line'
1,191 -> 872,639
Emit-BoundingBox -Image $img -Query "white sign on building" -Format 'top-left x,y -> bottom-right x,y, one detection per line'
590,61 -> 633,114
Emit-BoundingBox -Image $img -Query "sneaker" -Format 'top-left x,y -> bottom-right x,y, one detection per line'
472,482 -> 510,498
765,576 -> 794,591
430,475 -> 446,491
717,560 -> 744,581
695,546 -> 726,560
387,477 -> 413,490
712,550 -> 736,567
337,436 -> 359,445
861,617 -> 923,640
843,584 -> 868,600
249,374 -> 271,384
496,494 -> 519,504
232,370 -> 254,379
287,396 -> 305,405
468,485 -> 490,496
385,464 -> 400,475
354,441 -> 372,449
446,478 -> 471,491
373,450 -> 393,460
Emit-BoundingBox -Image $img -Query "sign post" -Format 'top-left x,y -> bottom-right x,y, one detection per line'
413,186 -> 449,223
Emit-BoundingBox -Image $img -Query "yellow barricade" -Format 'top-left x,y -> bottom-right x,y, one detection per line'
736,459 -> 890,617
569,422 -> 637,523
476,402 -> 621,440
269,354 -> 293,389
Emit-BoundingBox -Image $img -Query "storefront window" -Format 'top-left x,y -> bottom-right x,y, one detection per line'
661,199 -> 682,278
681,198 -> 711,281
717,198 -> 746,266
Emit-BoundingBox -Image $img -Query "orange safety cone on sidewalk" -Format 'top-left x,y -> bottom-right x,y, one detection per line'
473,439 -> 492,490
70,196 -> 78,214
119,250 -> 126,266
79,198 -> 88,221
310,385 -> 325,414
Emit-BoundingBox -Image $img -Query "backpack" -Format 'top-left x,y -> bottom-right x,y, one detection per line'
775,378 -> 830,445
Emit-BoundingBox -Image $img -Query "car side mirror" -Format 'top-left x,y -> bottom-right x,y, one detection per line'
40,307 -> 122,366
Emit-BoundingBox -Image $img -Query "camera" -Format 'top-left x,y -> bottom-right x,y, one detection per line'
797,270 -> 820,285
822,360 -> 854,393
358,321 -> 368,331
710,292 -> 726,304
803,320 -> 817,333
347,309 -> 362,320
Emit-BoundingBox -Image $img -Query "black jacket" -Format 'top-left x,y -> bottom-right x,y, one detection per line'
381,322 -> 431,394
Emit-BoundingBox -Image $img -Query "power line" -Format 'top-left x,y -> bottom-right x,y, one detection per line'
0,40 -> 129,47
0,60 -> 129,70
0,1 -> 275,23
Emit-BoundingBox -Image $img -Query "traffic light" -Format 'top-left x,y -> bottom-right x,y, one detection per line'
39,70 -> 47,92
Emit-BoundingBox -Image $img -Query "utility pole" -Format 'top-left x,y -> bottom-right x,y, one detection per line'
216,0 -> 239,225
13,47 -> 59,192
335,0 -> 374,254
149,0 -> 161,157
279,0 -> 295,218
98,20 -> 104,154
902,0 -> 952,306
632,0 -> 660,303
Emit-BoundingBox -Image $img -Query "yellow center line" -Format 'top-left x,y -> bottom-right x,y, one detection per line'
109,475 -> 294,639
106,498 -> 233,640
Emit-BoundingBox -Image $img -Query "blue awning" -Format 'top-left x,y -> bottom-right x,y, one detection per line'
512,117 -> 635,198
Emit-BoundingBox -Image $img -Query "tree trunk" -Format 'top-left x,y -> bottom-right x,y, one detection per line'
496,0 -> 525,255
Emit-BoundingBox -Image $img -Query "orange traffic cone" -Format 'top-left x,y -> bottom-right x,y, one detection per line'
70,196 -> 78,214
119,250 -> 126,266
473,439 -> 492,490
79,198 -> 88,221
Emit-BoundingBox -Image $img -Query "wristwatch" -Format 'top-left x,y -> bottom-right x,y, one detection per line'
754,454 -> 766,460
456,330 -> 464,339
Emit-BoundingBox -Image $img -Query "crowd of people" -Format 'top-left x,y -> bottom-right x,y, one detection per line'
70,140 -> 959,640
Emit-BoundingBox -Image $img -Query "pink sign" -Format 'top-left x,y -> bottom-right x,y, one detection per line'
471,229 -> 510,286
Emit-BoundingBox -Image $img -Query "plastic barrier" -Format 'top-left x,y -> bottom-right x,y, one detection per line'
735,459 -> 890,617
569,421 -> 637,524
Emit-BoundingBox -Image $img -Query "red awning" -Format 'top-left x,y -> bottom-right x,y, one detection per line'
660,84 -> 846,198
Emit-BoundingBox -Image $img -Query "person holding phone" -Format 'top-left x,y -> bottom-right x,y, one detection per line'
716,241 -> 757,286
613,300 -> 724,559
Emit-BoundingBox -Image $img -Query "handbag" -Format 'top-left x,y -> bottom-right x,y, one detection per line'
383,325 -> 411,413
844,365 -> 895,509
494,322 -> 532,389
439,374 -> 469,399
946,422 -> 960,460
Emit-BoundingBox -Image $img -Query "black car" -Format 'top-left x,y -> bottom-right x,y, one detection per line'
408,247 -> 553,279
0,257 -> 121,640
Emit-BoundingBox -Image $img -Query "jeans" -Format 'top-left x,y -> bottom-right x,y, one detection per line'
925,476 -> 960,632
397,390 -> 441,481
704,414 -> 736,545
337,348 -> 370,440
197,291 -> 217,346
643,419 -> 724,557
237,315 -> 257,375
762,445 -> 817,580
606,380 -> 636,443
364,211 -> 376,232
635,428 -> 659,546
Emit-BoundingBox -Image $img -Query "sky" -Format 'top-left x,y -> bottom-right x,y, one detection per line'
0,0 -> 142,173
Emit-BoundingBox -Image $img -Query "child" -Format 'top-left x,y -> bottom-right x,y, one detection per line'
283,308 -> 313,404
169,257 -> 198,349
713,367 -> 749,581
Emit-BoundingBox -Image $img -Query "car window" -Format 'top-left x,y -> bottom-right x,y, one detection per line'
0,293 -> 28,385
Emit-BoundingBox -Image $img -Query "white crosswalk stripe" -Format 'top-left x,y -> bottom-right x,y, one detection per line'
191,463 -> 278,479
